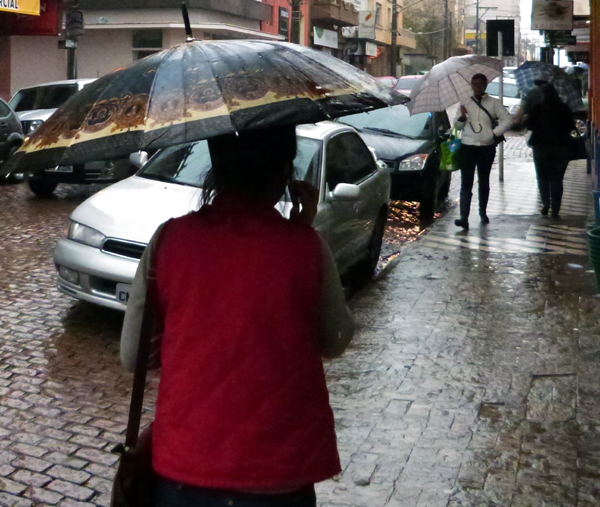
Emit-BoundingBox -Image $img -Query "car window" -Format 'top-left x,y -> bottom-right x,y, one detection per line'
486,81 -> 520,99
140,136 -> 322,191
0,100 -> 11,118
9,85 -> 78,112
339,104 -> 431,139
394,77 -> 421,90
325,132 -> 375,189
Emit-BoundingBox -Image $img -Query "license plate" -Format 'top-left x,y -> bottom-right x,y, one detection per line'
116,283 -> 132,304
46,165 -> 73,173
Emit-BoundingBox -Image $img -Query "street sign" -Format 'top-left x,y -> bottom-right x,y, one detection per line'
486,20 -> 515,57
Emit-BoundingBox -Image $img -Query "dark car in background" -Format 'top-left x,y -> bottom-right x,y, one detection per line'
8,79 -> 137,197
0,98 -> 24,181
337,103 -> 451,220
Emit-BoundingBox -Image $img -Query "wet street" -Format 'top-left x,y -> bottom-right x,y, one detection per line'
1,135 -> 600,506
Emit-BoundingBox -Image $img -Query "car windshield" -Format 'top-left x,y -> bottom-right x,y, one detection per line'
339,104 -> 431,139
9,85 -> 78,112
139,137 -> 322,193
486,82 -> 520,99
394,77 -> 421,90
378,77 -> 396,87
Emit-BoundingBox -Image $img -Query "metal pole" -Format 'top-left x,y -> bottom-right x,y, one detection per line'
498,30 -> 504,183
444,0 -> 449,59
391,0 -> 398,76
67,45 -> 77,80
475,0 -> 479,55
291,0 -> 301,44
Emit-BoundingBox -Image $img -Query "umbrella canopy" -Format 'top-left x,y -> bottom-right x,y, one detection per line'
407,55 -> 503,115
513,61 -> 584,112
4,40 -> 407,176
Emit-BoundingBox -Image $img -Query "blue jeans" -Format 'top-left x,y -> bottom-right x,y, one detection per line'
154,476 -> 317,507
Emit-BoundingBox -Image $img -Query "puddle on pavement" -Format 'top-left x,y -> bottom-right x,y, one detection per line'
479,402 -> 504,423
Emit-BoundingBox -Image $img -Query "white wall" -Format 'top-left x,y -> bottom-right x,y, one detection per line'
77,29 -> 135,80
10,36 -> 67,95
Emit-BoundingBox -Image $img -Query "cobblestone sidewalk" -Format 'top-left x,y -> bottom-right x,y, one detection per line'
317,154 -> 600,506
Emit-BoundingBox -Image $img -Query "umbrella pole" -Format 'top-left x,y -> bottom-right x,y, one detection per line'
181,3 -> 195,42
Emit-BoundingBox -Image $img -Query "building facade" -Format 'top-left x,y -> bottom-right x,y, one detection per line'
0,0 -> 279,100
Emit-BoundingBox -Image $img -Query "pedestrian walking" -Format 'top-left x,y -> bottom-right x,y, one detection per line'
524,84 -> 576,218
120,125 -> 354,507
453,73 -> 513,229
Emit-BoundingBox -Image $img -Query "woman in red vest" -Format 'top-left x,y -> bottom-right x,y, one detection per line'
121,125 -> 354,507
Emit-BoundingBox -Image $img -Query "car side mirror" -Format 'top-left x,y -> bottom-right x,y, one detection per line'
329,183 -> 361,201
130,151 -> 148,169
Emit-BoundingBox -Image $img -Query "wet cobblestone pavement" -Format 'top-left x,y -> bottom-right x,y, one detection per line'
0,136 -> 599,506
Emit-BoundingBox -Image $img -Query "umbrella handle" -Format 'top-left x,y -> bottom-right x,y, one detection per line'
181,3 -> 195,42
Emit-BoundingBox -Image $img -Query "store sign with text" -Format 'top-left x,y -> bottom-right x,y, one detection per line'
531,0 -> 573,30
1,0 -> 59,34
313,27 -> 338,49
0,0 -> 39,15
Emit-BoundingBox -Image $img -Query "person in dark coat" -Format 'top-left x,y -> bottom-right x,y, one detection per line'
524,84 -> 575,218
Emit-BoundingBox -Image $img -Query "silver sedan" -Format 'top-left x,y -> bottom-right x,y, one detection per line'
54,122 -> 391,311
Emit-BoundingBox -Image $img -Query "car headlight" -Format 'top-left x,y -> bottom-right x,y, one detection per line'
25,120 -> 44,135
68,221 -> 106,247
398,154 -> 428,171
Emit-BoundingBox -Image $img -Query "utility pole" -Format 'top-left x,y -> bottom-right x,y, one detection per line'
390,0 -> 398,76
291,0 -> 301,44
443,0 -> 450,59
475,0 -> 479,55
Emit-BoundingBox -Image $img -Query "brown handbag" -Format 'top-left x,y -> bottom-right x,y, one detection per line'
111,263 -> 159,507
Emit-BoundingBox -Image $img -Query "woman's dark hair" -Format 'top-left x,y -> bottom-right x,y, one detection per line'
471,73 -> 488,84
202,125 -> 297,204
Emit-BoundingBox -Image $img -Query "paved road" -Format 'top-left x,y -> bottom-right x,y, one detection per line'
2,135 -> 594,507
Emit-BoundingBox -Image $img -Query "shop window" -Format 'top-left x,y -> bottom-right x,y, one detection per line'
279,7 -> 290,38
133,29 -> 163,60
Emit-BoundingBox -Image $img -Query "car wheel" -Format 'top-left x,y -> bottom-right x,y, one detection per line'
3,145 -> 25,184
358,211 -> 387,279
28,178 -> 58,197
438,172 -> 451,201
420,178 -> 438,220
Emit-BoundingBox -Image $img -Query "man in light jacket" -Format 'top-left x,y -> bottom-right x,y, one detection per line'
453,73 -> 513,229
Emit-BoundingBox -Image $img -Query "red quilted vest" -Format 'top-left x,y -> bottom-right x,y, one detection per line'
151,195 -> 341,490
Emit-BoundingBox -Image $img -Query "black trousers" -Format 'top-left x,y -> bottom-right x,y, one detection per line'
532,145 -> 570,216
458,144 -> 497,220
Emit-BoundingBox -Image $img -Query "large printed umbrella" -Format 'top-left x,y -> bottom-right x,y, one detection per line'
407,55 -> 503,115
513,61 -> 584,112
3,40 -> 408,176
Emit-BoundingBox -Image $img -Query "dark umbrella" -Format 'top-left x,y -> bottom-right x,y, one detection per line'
3,40 -> 408,176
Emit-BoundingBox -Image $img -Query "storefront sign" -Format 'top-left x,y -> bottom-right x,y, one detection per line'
365,41 -> 378,57
1,0 -> 59,34
313,27 -> 338,49
0,0 -> 39,15
358,10 -> 376,40
532,0 -> 573,31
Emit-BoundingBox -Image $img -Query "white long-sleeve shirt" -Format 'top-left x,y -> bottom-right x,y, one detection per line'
453,94 -> 514,146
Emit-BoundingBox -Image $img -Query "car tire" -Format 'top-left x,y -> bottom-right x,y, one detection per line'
1,145 -> 22,184
357,210 -> 387,280
28,178 -> 58,197
439,172 -> 451,201
420,179 -> 437,221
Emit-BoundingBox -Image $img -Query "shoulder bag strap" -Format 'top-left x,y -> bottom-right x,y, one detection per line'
124,238 -> 162,449
472,96 -> 498,127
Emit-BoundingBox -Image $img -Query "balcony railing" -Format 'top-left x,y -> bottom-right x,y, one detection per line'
312,0 -> 358,27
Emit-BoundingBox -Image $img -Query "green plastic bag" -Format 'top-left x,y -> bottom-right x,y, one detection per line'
440,127 -> 462,172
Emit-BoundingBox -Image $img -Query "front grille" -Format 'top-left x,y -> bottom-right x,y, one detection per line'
102,239 -> 146,259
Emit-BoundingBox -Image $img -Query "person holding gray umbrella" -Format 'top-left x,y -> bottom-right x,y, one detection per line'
453,73 -> 513,230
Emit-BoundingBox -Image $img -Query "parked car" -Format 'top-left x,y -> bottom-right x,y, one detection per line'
336,103 -> 451,220
8,78 -> 137,196
376,76 -> 398,88
0,98 -> 24,181
54,122 -> 391,311
394,75 -> 424,96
